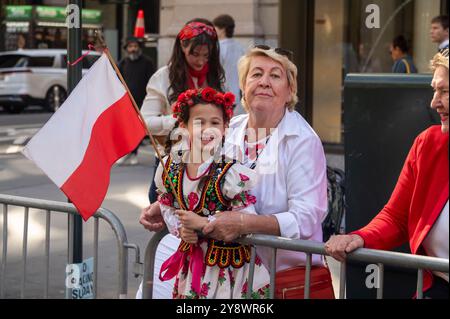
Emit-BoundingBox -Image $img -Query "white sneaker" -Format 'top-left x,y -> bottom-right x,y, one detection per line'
129,155 -> 138,165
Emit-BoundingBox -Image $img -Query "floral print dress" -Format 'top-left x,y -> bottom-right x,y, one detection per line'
155,155 -> 270,299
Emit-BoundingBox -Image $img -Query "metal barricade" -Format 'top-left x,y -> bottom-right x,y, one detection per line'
142,231 -> 449,299
0,194 -> 141,299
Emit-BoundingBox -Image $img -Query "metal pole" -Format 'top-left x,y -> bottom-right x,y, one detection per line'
67,0 -> 83,274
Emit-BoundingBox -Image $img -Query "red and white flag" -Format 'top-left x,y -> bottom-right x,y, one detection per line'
22,53 -> 147,221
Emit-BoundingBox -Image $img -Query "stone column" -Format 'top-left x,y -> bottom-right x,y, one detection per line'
413,0 -> 441,73
312,0 -> 345,143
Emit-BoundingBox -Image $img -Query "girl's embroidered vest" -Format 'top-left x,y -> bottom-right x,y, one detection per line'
160,156 -> 251,269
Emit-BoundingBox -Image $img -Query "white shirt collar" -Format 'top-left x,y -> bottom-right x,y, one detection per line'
439,39 -> 449,50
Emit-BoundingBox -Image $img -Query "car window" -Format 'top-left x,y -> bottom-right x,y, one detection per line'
28,56 -> 54,67
0,54 -> 28,68
0,55 -> 54,68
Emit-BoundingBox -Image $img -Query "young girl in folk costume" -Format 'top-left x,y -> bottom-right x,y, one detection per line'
156,88 -> 270,299
141,18 -> 225,203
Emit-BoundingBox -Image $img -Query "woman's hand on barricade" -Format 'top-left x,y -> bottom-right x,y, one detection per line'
202,211 -> 241,242
179,226 -> 198,244
176,210 -> 207,231
139,203 -> 165,232
325,234 -> 364,262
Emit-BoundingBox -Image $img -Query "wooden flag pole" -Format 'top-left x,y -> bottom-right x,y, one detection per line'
98,38 -> 185,210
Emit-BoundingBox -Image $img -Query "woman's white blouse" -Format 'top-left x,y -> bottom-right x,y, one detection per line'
225,110 -> 328,270
140,66 -> 177,136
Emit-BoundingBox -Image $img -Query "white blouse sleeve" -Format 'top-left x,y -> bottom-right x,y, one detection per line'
273,134 -> 328,240
222,163 -> 258,208
160,203 -> 180,237
141,66 -> 177,136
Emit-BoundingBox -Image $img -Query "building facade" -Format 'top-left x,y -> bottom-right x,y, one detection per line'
1,0 -> 448,143
156,0 -> 447,143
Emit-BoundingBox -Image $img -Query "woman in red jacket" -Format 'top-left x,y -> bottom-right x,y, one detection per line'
325,49 -> 449,299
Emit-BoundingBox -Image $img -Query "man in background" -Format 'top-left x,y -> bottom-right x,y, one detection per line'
118,36 -> 155,165
213,14 -> 246,116
430,15 -> 449,52
390,35 -> 417,74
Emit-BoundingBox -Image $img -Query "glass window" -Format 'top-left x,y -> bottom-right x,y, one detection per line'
0,55 -> 28,68
28,56 -> 55,67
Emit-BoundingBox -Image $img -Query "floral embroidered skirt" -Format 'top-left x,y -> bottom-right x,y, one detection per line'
172,242 -> 270,299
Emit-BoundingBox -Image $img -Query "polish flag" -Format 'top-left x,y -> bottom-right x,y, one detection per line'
22,53 -> 147,221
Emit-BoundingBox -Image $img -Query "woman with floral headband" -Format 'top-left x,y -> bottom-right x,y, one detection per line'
141,18 -> 225,204
155,87 -> 269,299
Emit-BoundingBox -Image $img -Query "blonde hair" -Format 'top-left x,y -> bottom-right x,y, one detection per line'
238,47 -> 298,112
430,49 -> 449,72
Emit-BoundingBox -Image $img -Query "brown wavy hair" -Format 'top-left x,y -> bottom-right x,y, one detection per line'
167,18 -> 225,104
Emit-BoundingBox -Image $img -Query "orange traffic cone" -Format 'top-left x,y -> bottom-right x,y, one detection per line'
134,10 -> 145,38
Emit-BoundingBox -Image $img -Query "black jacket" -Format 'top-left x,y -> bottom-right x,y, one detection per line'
118,55 -> 155,109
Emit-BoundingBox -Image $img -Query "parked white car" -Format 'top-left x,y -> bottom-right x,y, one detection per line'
0,49 -> 101,113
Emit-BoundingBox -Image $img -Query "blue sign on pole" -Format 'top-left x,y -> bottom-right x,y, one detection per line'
65,257 -> 94,299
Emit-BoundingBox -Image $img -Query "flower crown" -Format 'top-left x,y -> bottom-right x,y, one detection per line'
172,87 -> 235,122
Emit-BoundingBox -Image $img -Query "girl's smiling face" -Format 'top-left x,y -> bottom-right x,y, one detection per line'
180,103 -> 227,158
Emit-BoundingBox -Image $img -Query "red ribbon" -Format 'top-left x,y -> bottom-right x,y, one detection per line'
66,44 -> 97,66
159,241 -> 205,296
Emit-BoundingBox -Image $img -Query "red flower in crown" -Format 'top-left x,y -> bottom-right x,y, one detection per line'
172,102 -> 182,118
185,89 -> 197,99
225,108 -> 234,119
177,93 -> 187,103
214,92 -> 224,105
172,88 -> 235,122
201,87 -> 216,102
223,92 -> 235,107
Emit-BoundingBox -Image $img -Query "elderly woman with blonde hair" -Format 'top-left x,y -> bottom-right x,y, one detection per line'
140,45 -> 333,299
200,45 -> 333,298
325,49 -> 449,299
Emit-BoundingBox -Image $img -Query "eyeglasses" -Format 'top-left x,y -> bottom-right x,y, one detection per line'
254,44 -> 294,61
